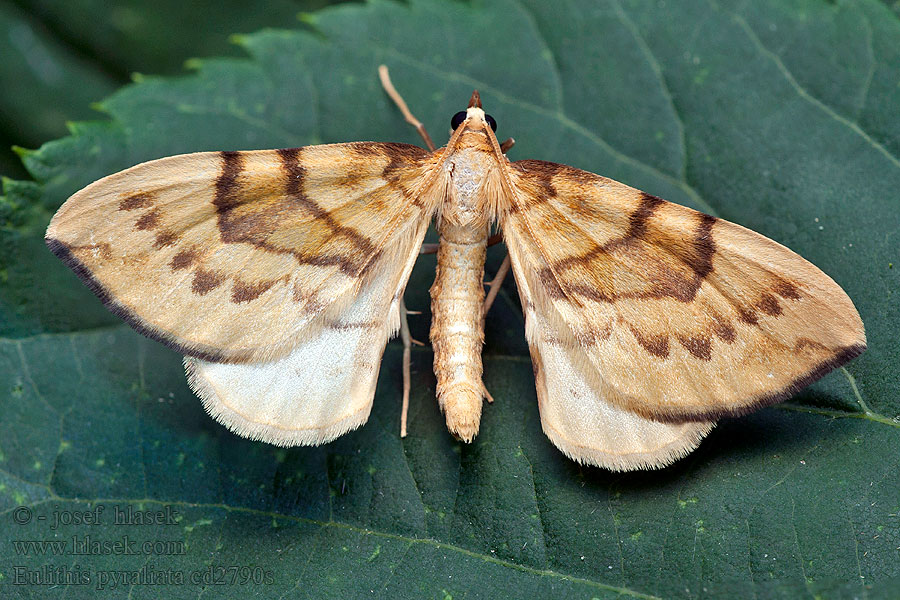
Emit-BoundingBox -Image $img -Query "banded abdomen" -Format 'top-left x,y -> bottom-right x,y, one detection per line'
430,220 -> 489,441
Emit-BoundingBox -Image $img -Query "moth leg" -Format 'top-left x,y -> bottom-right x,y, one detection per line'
480,239 -> 509,402
482,254 -> 511,317
399,299 -> 412,437
379,65 -> 437,152
399,298 -> 424,437
499,138 -> 515,153
483,385 -> 495,404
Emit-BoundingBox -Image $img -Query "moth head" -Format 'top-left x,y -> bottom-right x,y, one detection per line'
450,90 -> 498,134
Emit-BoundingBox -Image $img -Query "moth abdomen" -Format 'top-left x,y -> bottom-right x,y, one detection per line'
430,221 -> 490,442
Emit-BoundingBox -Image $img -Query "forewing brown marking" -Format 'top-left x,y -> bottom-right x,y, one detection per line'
774,278 -> 802,300
171,247 -> 201,270
629,325 -> 670,358
656,343 -> 866,423
677,335 -> 712,361
737,306 -> 759,326
513,160 -> 562,195
624,193 -> 666,241
549,202 -> 717,305
376,142 -> 430,206
191,269 -> 225,295
232,277 -> 286,303
215,150 -> 244,213
292,286 -> 326,315
134,208 -> 161,231
122,192 -> 177,246
510,161 -> 620,218
712,316 -> 737,343
574,323 -> 612,346
538,267 -> 568,300
279,147 -> 378,256
209,149 -> 368,277
119,192 -> 155,211
551,193 -> 663,268
757,292 -> 783,317
348,142 -> 389,157
153,231 -> 179,248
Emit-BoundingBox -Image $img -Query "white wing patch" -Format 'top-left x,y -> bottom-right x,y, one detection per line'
529,304 -> 715,471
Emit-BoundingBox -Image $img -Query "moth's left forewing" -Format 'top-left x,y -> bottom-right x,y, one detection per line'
501,159 -> 866,428
46,142 -> 438,363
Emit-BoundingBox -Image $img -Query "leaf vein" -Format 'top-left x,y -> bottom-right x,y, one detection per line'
725,5 -> 900,170
609,0 -> 688,181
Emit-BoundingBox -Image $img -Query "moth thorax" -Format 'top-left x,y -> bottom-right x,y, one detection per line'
444,148 -> 496,227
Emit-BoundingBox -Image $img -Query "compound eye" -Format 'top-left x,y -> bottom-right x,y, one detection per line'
450,111 -> 467,130
485,114 -> 498,132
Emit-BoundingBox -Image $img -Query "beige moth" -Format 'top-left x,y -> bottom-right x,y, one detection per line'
45,67 -> 866,472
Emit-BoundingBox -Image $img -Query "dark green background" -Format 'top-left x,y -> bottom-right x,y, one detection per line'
1,1 -> 898,598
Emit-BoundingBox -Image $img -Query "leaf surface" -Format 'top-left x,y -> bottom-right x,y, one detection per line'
1,1 -> 898,598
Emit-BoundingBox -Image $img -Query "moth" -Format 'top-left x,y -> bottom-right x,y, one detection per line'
46,66 -> 865,471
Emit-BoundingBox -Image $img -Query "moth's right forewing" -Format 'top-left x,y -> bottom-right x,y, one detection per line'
501,160 -> 866,424
46,143 -> 438,363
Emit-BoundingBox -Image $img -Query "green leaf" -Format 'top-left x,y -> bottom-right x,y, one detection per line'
0,0 -> 119,179
16,0 -> 343,76
0,2 -> 117,144
2,0 -> 899,598
0,0 -> 344,180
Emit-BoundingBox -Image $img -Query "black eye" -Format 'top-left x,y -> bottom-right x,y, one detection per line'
485,114 -> 497,132
450,111 -> 467,130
